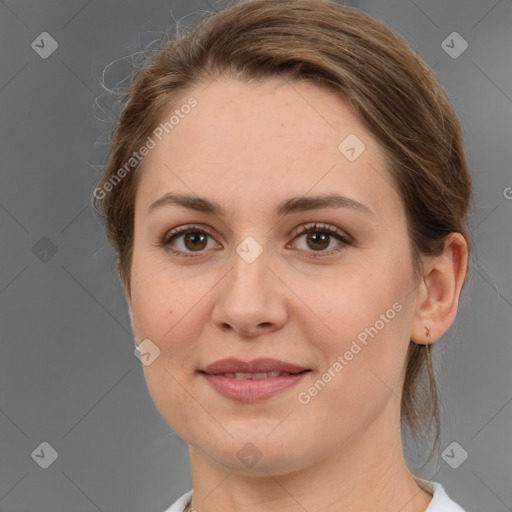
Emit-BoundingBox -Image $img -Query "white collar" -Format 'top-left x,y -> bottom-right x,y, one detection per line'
165,477 -> 466,512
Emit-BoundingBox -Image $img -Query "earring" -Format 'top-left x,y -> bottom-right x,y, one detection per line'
424,325 -> 431,342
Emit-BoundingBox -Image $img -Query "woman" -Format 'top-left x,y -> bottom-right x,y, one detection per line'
93,1 -> 471,510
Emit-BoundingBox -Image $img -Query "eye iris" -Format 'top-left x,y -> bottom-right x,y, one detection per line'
184,232 -> 207,251
306,232 -> 330,251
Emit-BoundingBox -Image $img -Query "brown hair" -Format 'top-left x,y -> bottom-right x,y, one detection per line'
92,0 -> 472,462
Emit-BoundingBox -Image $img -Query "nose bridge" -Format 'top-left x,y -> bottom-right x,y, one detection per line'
227,235 -> 272,301
212,234 -> 287,334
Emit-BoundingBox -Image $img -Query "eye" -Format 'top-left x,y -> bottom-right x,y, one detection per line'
157,224 -> 219,258
289,222 -> 351,258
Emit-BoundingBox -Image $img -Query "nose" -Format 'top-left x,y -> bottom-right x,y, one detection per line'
211,245 -> 288,337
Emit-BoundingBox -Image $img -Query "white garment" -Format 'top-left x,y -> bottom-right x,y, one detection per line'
163,475 -> 465,512
413,475 -> 466,511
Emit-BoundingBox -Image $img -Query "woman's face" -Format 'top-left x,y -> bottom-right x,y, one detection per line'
127,76 -> 423,474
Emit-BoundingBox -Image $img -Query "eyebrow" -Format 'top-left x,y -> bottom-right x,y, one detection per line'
147,192 -> 374,217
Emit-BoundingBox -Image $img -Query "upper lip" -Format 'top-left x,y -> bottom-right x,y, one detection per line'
201,358 -> 310,374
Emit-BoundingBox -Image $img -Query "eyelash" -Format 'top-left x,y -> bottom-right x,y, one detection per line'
157,222 -> 352,259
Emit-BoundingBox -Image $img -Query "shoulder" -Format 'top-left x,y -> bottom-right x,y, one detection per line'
413,475 -> 466,512
162,489 -> 193,512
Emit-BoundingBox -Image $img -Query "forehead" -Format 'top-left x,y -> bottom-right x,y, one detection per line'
135,76 -> 400,220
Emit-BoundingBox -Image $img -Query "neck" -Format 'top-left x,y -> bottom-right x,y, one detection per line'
186,408 -> 433,512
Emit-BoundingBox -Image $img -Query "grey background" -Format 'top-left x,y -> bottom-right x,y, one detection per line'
0,0 -> 511,510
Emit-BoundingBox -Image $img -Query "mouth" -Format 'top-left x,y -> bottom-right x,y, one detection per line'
198,358 -> 312,402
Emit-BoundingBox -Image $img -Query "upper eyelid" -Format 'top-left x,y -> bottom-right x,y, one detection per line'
164,221 -> 347,236
292,222 -> 349,237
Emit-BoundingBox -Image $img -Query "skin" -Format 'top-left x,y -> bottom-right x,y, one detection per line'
125,76 -> 468,512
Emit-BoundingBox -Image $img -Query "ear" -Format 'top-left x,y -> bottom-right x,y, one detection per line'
411,232 -> 468,345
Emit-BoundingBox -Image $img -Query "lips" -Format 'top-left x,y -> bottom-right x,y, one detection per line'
199,358 -> 311,402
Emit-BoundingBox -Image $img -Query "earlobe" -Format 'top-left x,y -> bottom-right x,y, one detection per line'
411,233 -> 468,345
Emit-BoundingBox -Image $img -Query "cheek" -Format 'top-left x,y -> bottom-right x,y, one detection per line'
129,246 -> 189,341
129,253 -> 221,380
296,260 -> 412,392
130,282 -> 198,366
130,265 -> 204,432
297,287 -> 410,442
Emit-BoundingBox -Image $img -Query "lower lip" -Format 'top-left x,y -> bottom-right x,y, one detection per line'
201,372 -> 310,403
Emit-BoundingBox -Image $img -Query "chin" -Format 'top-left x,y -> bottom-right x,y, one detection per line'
200,436 -> 313,477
